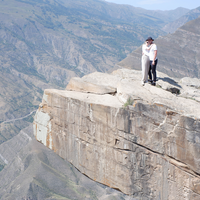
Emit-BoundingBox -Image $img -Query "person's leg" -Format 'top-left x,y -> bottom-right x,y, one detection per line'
141,55 -> 146,83
148,64 -> 152,82
144,57 -> 150,83
141,55 -> 149,85
151,59 -> 158,82
150,59 -> 157,85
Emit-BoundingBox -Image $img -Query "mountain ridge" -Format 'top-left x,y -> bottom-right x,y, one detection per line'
118,16 -> 200,79
163,6 -> 200,33
0,0 -> 199,198
1,0 -> 185,144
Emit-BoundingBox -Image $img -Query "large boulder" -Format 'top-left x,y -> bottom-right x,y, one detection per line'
66,72 -> 120,94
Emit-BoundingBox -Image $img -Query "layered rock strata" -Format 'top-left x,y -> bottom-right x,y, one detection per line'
34,69 -> 200,199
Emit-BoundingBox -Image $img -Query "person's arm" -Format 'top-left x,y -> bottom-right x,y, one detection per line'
145,44 -> 153,50
152,50 -> 157,65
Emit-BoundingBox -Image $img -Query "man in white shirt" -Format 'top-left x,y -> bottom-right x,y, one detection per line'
146,37 -> 158,86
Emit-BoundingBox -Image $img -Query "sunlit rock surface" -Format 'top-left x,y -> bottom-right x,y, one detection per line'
34,69 -> 200,199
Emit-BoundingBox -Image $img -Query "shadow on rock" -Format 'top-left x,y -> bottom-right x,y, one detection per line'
158,77 -> 182,88
157,77 -> 182,94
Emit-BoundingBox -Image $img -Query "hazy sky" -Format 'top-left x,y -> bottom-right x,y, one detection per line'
104,0 -> 200,10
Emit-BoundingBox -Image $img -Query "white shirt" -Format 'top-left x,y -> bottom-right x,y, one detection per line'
142,44 -> 150,56
149,44 -> 157,61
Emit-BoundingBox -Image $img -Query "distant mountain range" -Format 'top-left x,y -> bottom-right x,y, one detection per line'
0,0 -> 190,144
0,0 -> 199,198
163,6 -> 200,33
118,16 -> 200,79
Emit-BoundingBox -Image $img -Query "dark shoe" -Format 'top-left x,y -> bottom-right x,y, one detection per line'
151,81 -> 156,86
148,79 -> 153,84
141,81 -> 145,86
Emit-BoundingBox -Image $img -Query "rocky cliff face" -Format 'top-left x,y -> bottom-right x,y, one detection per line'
34,69 -> 200,199
0,125 -> 134,200
0,0 -> 170,142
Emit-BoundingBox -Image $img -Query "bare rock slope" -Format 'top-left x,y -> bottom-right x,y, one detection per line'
34,69 -> 200,199
0,126 -> 135,200
162,7 -> 200,33
118,17 -> 200,79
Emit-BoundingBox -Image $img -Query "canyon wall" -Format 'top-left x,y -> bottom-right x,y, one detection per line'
34,69 -> 200,199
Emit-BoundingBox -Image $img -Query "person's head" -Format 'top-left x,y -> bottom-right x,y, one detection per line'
146,37 -> 154,45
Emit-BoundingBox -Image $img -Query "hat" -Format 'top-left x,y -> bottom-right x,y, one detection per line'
146,37 -> 154,41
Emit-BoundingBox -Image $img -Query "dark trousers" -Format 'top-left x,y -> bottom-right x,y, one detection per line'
148,59 -> 158,82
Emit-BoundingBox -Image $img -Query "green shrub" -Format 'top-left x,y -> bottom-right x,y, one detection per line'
124,97 -> 134,108
0,164 -> 5,172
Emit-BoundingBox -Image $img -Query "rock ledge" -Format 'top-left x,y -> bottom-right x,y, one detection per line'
34,69 -> 200,199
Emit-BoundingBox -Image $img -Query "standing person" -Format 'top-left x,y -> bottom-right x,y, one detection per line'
141,41 -> 152,86
146,37 -> 158,86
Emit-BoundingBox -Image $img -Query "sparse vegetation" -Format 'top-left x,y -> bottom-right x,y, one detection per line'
123,97 -> 134,108
156,84 -> 162,88
0,164 -> 4,172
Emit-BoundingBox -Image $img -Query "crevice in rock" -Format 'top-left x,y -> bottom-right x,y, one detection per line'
109,91 -> 117,96
116,133 -> 200,179
115,139 -> 120,145
165,154 -> 200,178
113,147 -> 132,152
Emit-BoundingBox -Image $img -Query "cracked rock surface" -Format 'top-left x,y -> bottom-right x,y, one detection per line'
34,69 -> 200,199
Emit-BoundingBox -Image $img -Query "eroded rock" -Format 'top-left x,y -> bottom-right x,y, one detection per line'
66,77 -> 116,95
34,69 -> 200,199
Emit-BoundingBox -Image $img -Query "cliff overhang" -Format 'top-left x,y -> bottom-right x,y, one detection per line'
33,69 -> 200,199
